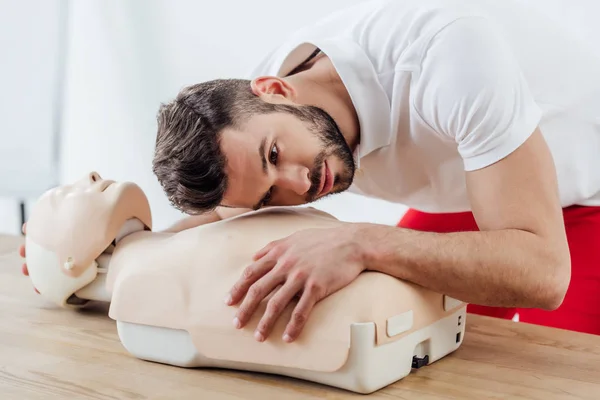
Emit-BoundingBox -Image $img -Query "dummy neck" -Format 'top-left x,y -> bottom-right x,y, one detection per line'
70,218 -> 148,305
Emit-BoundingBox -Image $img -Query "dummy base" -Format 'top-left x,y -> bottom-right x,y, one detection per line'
116,306 -> 466,394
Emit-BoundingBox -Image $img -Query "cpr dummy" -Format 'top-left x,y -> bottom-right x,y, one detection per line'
24,171 -> 466,394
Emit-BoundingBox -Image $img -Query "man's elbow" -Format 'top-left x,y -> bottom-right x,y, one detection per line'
538,250 -> 571,311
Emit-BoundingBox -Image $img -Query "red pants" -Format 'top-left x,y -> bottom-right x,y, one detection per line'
398,205 -> 600,335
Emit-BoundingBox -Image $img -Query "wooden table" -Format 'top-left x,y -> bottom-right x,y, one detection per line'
1,234 -> 599,399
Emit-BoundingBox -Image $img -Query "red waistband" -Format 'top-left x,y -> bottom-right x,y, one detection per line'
398,205 -> 600,232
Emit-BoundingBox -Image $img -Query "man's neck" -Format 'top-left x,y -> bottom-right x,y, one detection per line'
285,55 -> 360,152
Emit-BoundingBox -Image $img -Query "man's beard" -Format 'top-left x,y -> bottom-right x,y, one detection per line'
294,105 -> 356,201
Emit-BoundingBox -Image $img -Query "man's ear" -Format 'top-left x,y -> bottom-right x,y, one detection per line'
251,77 -> 296,102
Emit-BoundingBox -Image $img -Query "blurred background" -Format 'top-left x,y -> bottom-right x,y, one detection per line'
0,0 -> 597,235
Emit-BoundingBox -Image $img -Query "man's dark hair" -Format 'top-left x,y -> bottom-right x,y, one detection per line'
153,79 -> 250,214
153,79 -> 304,215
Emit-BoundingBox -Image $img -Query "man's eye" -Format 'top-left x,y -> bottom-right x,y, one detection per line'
269,144 -> 278,165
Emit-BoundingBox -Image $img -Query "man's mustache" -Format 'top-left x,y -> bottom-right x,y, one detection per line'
306,152 -> 326,200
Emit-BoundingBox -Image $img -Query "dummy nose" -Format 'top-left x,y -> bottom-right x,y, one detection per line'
89,172 -> 102,183
276,165 -> 311,195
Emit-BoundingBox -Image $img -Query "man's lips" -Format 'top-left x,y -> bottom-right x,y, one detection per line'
319,160 -> 334,196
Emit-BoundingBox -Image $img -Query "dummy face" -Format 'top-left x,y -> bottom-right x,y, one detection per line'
219,78 -> 356,210
49,171 -> 118,206
27,171 -> 152,277
45,172 -> 137,228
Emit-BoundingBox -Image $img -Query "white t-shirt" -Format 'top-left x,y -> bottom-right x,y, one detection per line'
250,0 -> 600,212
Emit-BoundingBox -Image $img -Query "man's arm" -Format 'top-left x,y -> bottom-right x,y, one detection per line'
359,128 -> 570,310
162,206 -> 252,232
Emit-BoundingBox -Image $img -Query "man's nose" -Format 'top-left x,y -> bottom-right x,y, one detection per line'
276,165 -> 311,195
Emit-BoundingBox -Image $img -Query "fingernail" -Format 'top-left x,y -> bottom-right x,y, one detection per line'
224,294 -> 232,305
254,330 -> 264,342
283,333 -> 292,342
233,317 -> 241,328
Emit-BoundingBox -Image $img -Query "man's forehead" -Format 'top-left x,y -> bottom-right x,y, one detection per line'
221,127 -> 265,209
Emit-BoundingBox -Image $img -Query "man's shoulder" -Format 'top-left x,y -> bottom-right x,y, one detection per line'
247,0 -> 383,77
247,0 -> 505,79
247,0 -> 444,76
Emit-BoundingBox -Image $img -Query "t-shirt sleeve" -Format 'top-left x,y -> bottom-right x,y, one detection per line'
412,16 -> 542,171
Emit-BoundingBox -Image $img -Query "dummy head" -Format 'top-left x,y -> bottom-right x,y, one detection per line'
152,78 -> 356,214
25,171 -> 152,307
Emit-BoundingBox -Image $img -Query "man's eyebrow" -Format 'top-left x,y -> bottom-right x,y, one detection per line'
254,136 -> 270,210
259,137 -> 267,174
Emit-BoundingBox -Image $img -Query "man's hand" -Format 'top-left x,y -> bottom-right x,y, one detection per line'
18,223 -> 39,293
19,222 -> 28,275
225,225 -> 365,343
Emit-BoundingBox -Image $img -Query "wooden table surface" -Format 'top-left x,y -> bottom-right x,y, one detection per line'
1,234 -> 599,399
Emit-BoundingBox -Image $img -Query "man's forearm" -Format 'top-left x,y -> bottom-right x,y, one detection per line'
356,223 -> 570,310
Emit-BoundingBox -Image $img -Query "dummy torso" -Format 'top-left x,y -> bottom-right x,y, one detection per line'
106,206 -> 450,371
23,173 -> 463,374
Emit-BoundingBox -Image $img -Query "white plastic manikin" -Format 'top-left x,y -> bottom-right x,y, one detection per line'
24,171 -> 467,394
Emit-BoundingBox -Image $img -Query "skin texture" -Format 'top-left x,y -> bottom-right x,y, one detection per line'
19,53 -> 571,344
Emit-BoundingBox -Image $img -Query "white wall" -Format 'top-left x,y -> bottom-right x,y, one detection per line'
58,0 -> 408,230
0,0 -> 65,234
5,0 -> 597,234
519,0 -> 600,54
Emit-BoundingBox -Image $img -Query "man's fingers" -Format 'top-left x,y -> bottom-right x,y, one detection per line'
254,276 -> 304,342
21,222 -> 36,294
234,270 -> 283,329
282,282 -> 323,342
226,256 -> 276,306
253,240 -> 279,261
